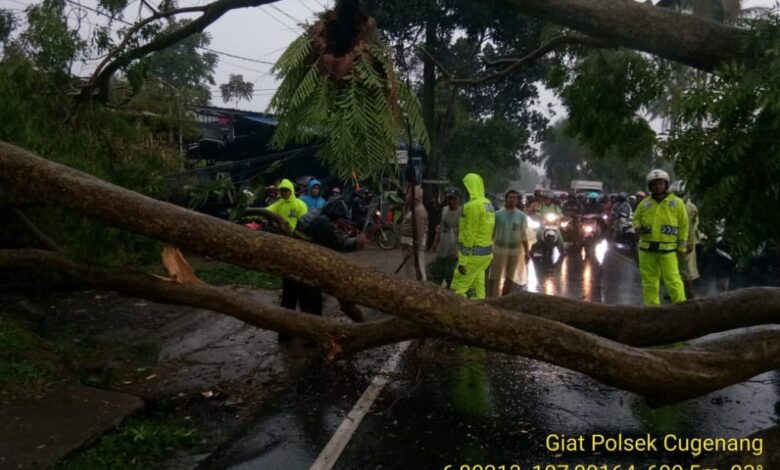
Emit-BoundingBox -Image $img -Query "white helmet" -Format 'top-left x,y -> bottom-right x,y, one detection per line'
646,169 -> 670,187
670,180 -> 687,197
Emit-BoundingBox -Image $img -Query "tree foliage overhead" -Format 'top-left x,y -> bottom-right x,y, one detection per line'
0,9 -> 15,44
541,120 -> 650,191
446,114 -> 528,191
268,0 -> 429,181
547,8 -> 780,254
663,15 -> 780,254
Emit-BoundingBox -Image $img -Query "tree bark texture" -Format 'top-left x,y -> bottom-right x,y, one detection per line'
2,141 -> 780,404
485,0 -> 748,71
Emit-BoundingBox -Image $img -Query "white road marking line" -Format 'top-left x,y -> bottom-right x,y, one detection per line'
310,340 -> 412,470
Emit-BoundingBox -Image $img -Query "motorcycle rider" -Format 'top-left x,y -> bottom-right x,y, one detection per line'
262,184 -> 278,207
633,169 -> 690,306
525,189 -> 543,214
671,180 -> 700,299
584,192 -> 602,215
451,173 -> 495,300
300,178 -> 327,210
536,191 -> 565,253
350,187 -> 373,228
563,193 -> 584,245
610,192 -> 633,240
563,193 -> 583,215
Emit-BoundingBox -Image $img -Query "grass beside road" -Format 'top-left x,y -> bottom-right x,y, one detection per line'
194,261 -> 282,289
58,419 -> 200,470
0,315 -> 80,399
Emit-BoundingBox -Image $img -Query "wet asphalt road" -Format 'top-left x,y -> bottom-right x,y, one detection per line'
202,243 -> 780,470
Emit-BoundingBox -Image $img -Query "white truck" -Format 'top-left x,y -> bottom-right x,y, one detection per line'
570,180 -> 604,195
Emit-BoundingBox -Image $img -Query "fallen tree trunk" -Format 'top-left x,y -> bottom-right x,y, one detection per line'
487,0 -> 748,72
5,248 -> 780,401
490,287 -> 780,346
2,142 -> 780,404
4,249 -> 779,354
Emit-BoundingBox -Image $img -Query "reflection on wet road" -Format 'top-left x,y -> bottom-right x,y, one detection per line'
203,245 -> 780,470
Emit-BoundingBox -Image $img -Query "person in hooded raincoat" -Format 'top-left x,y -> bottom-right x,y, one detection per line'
265,179 -> 310,342
450,173 -> 495,299
300,178 -> 327,210
266,179 -> 308,232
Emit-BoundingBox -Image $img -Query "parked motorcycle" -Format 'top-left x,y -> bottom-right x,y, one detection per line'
334,210 -> 398,250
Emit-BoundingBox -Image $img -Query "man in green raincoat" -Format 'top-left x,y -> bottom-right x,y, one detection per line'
450,173 -> 495,299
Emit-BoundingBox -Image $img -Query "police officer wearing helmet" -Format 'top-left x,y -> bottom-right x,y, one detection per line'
633,169 -> 690,305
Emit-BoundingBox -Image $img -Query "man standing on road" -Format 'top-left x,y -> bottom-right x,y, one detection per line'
633,169 -> 690,306
400,184 -> 428,281
488,190 -> 530,297
266,178 -> 310,341
671,180 -> 700,299
430,190 -> 461,288
450,173 -> 495,299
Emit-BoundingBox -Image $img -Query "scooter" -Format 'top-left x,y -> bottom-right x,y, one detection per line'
612,211 -> 636,250
535,212 -> 564,263
578,214 -> 602,256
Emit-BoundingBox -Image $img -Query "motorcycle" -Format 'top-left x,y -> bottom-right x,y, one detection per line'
334,210 -> 398,250
578,214 -> 602,255
535,212 -> 563,262
611,210 -> 636,250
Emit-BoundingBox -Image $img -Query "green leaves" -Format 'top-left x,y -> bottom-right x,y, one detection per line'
558,49 -> 665,161
662,14 -> 780,255
272,34 -> 312,76
269,34 -> 429,181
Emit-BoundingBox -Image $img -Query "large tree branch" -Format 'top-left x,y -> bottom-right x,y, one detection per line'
485,0 -> 749,72
0,249 -> 410,359
89,5 -> 209,87
490,288 -> 780,346
3,142 -> 780,404
446,35 -> 611,86
84,0 -> 283,101
4,248 -> 780,408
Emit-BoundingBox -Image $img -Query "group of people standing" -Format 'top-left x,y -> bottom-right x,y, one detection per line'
262,167 -> 701,343
403,173 -> 534,299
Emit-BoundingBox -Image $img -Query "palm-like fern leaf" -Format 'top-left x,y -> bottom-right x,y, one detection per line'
268,5 -> 430,181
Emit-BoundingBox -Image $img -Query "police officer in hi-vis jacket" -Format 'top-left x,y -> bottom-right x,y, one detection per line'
633,169 -> 690,306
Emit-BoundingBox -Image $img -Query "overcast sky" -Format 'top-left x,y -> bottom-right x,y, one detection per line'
3,0 -> 776,115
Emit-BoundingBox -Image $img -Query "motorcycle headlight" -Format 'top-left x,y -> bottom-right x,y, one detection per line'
544,213 -> 559,223
561,220 -> 569,228
584,225 -> 594,233
375,210 -> 381,217
528,219 -> 540,229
